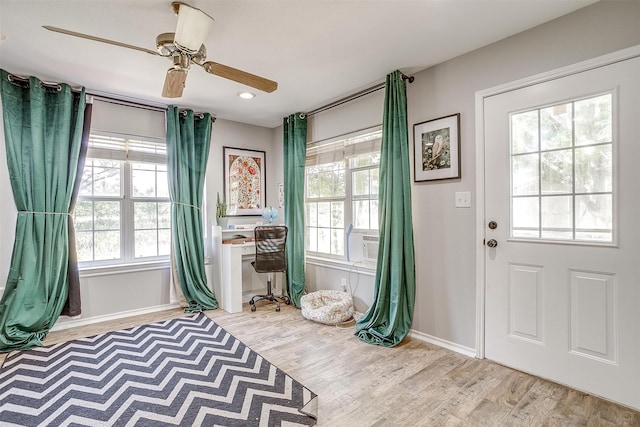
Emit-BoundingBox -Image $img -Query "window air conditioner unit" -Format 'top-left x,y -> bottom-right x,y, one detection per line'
346,225 -> 379,263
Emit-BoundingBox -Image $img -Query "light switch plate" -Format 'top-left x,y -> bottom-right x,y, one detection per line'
455,191 -> 471,208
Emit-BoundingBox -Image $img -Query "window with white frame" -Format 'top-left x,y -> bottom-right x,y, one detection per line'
305,127 -> 381,258
75,133 -> 171,265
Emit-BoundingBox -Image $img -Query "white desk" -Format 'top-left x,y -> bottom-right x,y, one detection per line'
212,224 -> 285,313
212,226 -> 258,314
220,241 -> 254,313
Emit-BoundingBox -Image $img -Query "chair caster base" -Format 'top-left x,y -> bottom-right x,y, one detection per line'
248,293 -> 288,312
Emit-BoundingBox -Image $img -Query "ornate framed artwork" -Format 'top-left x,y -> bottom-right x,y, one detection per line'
413,113 -> 461,182
223,147 -> 266,216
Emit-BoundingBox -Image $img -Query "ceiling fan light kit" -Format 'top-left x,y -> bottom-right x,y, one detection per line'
172,2 -> 213,54
42,2 -> 278,99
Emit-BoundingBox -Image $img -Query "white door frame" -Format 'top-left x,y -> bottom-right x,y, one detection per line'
474,45 -> 640,359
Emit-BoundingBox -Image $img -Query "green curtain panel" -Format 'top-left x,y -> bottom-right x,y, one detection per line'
283,113 -> 307,307
355,70 -> 416,347
0,70 -> 87,352
166,106 -> 217,312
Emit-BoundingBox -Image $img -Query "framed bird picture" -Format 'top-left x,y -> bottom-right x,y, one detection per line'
413,113 -> 461,182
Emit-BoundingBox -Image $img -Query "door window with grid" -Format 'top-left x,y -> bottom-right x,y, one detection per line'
510,93 -> 613,242
305,127 -> 381,259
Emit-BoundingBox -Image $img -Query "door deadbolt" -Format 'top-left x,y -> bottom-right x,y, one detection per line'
488,221 -> 498,230
486,239 -> 498,248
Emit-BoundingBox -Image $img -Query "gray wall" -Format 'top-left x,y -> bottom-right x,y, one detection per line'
289,0 -> 640,350
408,0 -> 640,349
204,118 -> 281,244
205,118 -> 283,300
1,0 -> 638,344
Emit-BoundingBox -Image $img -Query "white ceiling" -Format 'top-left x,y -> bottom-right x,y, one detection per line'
0,0 -> 596,128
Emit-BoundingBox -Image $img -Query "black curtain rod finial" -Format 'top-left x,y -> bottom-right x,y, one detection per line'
401,73 -> 414,83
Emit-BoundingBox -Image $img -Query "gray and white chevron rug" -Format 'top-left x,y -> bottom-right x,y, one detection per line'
0,313 -> 318,426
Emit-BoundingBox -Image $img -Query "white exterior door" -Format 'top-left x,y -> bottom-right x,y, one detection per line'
483,55 -> 640,410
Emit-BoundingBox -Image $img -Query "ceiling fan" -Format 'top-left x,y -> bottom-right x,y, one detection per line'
43,1 -> 278,98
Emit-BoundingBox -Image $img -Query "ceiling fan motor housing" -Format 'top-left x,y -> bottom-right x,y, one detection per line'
156,32 -> 207,65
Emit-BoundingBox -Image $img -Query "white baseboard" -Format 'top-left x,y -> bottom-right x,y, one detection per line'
51,303 -> 182,332
409,329 -> 477,358
49,301 -> 475,360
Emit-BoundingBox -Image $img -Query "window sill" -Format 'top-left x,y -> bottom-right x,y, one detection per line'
78,260 -> 171,278
306,255 -> 377,277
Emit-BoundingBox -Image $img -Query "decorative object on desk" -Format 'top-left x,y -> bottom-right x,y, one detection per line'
224,146 -> 266,216
0,313 -> 318,426
261,206 -> 278,224
216,191 -> 229,229
278,183 -> 284,208
413,113 -> 461,182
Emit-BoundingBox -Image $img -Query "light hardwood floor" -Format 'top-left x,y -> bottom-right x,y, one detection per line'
2,304 -> 639,426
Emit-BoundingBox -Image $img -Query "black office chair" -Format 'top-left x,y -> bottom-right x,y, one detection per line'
249,226 -> 291,312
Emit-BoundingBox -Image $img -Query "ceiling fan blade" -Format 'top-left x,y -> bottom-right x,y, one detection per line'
202,62 -> 278,93
162,68 -> 188,98
43,26 -> 161,56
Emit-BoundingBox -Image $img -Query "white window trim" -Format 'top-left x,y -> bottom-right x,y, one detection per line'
78,259 -> 170,278
306,255 -> 376,276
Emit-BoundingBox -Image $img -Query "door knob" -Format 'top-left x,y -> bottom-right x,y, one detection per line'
486,239 -> 498,248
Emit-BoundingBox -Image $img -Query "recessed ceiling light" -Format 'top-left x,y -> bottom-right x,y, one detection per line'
238,91 -> 256,100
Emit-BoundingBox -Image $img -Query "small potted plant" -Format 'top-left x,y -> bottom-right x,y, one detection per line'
216,192 -> 229,229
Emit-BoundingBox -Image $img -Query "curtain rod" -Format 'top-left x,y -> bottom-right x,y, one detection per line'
305,72 -> 414,117
89,93 -> 167,113
90,93 -> 216,122
7,72 -> 75,92
5,73 -> 216,121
